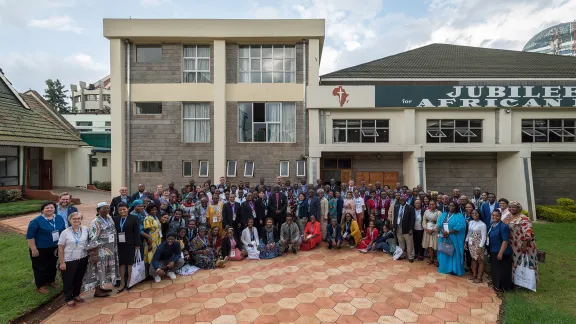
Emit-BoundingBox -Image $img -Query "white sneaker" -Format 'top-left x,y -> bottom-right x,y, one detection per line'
167,272 -> 176,280
154,275 -> 161,283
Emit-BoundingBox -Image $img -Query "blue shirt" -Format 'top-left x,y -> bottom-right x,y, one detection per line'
152,241 -> 182,269
57,206 -> 69,228
26,215 -> 66,248
488,221 -> 512,254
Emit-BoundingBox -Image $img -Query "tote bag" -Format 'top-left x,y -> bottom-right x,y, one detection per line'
514,255 -> 537,292
129,251 -> 146,288
438,237 -> 455,256
393,246 -> 403,260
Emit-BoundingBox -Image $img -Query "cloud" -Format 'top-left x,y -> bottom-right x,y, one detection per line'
141,0 -> 171,7
28,15 -> 82,33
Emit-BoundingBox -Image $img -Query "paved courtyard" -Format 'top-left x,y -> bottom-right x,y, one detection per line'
43,249 -> 500,324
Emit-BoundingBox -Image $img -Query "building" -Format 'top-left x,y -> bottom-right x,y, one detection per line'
62,113 -> 111,133
523,21 -> 576,55
81,133 -> 111,183
0,69 -> 92,190
70,76 -> 111,113
307,43 -> 576,217
104,19 -> 325,193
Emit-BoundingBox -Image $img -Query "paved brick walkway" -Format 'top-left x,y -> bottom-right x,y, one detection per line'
43,249 -> 500,324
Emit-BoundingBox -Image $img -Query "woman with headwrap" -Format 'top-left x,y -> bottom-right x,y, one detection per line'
259,218 -> 281,259
83,202 -> 119,297
507,201 -> 538,285
436,202 -> 466,276
143,204 -> 162,268
190,226 -> 224,269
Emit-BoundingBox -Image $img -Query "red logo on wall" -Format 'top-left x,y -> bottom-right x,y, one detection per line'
332,86 -> 349,107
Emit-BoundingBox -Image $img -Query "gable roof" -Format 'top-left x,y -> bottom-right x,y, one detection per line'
321,43 -> 576,80
0,70 -> 87,147
21,90 -> 79,135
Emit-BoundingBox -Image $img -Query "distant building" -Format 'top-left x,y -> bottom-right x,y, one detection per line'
70,76 -> 111,113
523,21 -> 576,56
62,113 -> 111,133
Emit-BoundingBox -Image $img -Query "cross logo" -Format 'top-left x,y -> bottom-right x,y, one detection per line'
332,86 -> 349,107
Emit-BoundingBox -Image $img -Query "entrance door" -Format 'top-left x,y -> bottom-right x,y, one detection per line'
41,160 -> 53,190
340,170 -> 352,184
355,171 -> 398,187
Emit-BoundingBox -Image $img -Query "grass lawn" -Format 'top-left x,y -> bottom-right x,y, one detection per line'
501,222 -> 576,324
0,231 -> 61,323
0,200 -> 45,218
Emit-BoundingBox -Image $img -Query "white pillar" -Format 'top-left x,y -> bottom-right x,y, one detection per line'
497,150 -> 536,219
110,39 -> 126,196
212,40 -> 227,183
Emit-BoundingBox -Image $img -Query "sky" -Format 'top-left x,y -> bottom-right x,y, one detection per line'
0,0 -> 575,94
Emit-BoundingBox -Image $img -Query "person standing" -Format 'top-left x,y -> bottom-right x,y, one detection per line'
392,196 -> 416,262
422,200 -> 441,266
113,202 -> 140,292
480,193 -> 497,228
488,210 -> 513,292
223,193 -> 242,234
507,201 -> 539,285
306,189 -> 321,230
207,196 -> 224,236
58,212 -> 89,306
436,202 -> 466,276
110,187 -> 132,217
318,189 -> 329,240
268,185 -> 287,228
56,192 -> 78,228
353,190 -> 365,232
27,202 -> 66,294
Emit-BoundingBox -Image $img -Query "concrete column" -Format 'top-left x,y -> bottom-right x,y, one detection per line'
308,157 -> 320,185
404,109 -> 416,145
110,39 -> 126,196
497,150 -> 536,220
213,40 -> 227,183
498,109 -> 512,144
403,149 -> 423,189
307,39 -> 320,85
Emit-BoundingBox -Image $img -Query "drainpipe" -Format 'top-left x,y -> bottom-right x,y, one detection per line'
88,153 -> 94,185
125,39 -> 132,192
21,147 -> 27,198
303,40 -> 308,158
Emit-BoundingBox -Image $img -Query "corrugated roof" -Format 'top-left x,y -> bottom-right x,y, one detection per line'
321,43 -> 576,80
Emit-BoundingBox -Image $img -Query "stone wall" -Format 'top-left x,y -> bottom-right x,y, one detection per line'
531,153 -> 576,205
130,44 -> 182,84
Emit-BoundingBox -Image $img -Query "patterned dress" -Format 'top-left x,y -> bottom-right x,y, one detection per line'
508,214 -> 539,283
259,227 -> 282,259
143,215 -> 162,264
328,198 -> 338,220
207,202 -> 224,236
83,216 -> 119,292
191,235 -> 216,269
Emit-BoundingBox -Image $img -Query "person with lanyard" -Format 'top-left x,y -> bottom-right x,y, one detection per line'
256,190 -> 269,229
207,195 -> 224,236
57,212 -> 89,307
190,226 -> 224,269
353,189 -> 365,232
221,227 -> 246,261
27,202 -> 66,294
487,209 -> 513,292
194,197 -> 209,227
150,232 -> 186,282
393,196 -> 416,262
84,202 -> 119,298
280,214 -> 301,253
110,187 -> 132,217
341,212 -> 361,248
358,220 -> 379,252
241,218 -> 260,259
326,217 -> 343,249
436,202 -> 467,276
56,192 -> 77,228
186,219 -> 198,242
240,193 -> 258,228
259,218 -> 282,259
143,203 -> 163,273
112,202 -> 140,293
480,193 -> 498,229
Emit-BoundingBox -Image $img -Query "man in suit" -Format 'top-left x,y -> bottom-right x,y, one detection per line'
56,192 -> 78,227
240,193 -> 258,228
335,191 -> 344,223
223,193 -> 242,231
131,184 -> 146,201
268,185 -> 287,228
480,193 -> 497,228
326,218 -> 342,249
328,179 -> 340,194
306,188 -> 321,222
392,196 -> 416,263
254,191 -> 268,230
110,186 -> 133,217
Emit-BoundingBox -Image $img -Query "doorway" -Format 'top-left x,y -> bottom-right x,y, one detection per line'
355,171 -> 398,187
321,158 -> 352,186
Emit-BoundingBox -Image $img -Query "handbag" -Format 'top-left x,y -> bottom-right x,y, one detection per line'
129,250 -> 146,288
514,255 -> 537,292
393,246 -> 403,260
438,237 -> 455,256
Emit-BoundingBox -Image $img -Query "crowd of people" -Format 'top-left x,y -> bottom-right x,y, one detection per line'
25,177 -> 539,306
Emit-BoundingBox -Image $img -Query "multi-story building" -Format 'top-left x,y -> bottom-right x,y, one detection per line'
104,19 -> 325,193
62,113 -> 111,133
307,43 -> 576,218
70,76 -> 111,113
523,21 -> 576,56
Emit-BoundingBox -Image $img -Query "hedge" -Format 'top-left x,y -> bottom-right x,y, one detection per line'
93,181 -> 111,191
536,205 -> 576,223
0,190 -> 23,203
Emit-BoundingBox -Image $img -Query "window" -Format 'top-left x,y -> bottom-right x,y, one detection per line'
521,119 -> 575,143
323,158 -> 352,169
244,161 -> 254,177
84,95 -> 99,101
239,45 -> 296,83
296,160 -> 306,177
238,102 -> 296,142
227,160 -> 237,177
102,158 -> 108,167
333,120 -> 390,143
76,121 -> 93,127
183,161 -> 193,177
91,158 -> 98,167
135,161 -> 162,173
426,119 -> 483,143
199,161 -> 209,177
136,45 -> 162,63
0,146 -> 19,186
183,103 -> 210,142
183,45 -> 210,83
280,161 -> 289,177
135,102 -> 162,115
105,121 -> 111,126
77,129 -> 92,132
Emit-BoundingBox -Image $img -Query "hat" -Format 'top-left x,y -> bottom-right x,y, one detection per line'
130,199 -> 144,208
96,202 -> 109,210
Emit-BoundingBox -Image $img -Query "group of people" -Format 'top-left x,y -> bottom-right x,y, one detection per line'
26,178 -> 539,307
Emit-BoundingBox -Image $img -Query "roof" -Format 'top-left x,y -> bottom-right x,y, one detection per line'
321,43 -> 576,80
0,70 -> 88,147
21,90 -> 79,135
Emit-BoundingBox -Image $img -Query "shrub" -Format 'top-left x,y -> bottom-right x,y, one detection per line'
93,181 -> 111,191
0,191 -> 8,203
556,198 -> 575,206
536,205 -> 576,223
521,210 -> 529,218
0,190 -> 22,203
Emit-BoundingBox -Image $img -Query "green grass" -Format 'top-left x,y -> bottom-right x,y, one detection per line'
0,231 -> 61,323
501,222 -> 576,324
0,200 -> 45,217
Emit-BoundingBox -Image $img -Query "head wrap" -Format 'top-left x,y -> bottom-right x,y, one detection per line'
129,199 -> 143,208
96,202 -> 109,210
509,201 -> 522,211
198,225 -> 207,232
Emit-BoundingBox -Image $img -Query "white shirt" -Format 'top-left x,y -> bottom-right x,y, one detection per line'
57,226 -> 89,262
235,197 -> 246,204
414,210 -> 423,230
354,197 -> 364,214
466,220 -> 487,247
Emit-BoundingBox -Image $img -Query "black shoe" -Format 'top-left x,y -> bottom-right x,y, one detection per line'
292,246 -> 297,254
328,245 -> 332,249
409,259 -> 414,263
284,247 -> 289,253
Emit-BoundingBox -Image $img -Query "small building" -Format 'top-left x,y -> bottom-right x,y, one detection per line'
80,132 -> 111,183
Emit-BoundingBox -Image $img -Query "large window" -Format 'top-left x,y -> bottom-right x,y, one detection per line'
522,119 -> 575,143
426,119 -> 483,143
0,146 -> 19,186
296,160 -> 306,177
183,161 -> 193,177
136,45 -> 162,63
135,102 -> 162,115
239,45 -> 296,83
238,102 -> 296,142
244,161 -> 254,177
183,45 -> 210,83
333,120 -> 390,143
183,103 -> 210,143
135,161 -> 162,173
280,161 -> 290,177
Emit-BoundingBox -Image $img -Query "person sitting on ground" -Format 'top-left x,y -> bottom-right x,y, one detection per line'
326,218 -> 343,249
300,215 -> 322,251
149,232 -> 185,282
368,223 -> 395,254
221,227 -> 246,261
341,212 -> 361,248
280,214 -> 301,254
259,218 -> 282,259
358,220 -> 379,253
241,218 -> 260,259
176,227 -> 191,264
190,226 -> 225,269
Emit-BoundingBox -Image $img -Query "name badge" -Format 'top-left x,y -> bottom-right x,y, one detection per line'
381,208 -> 385,215
212,216 -> 218,223
159,230 -> 163,238
52,231 -> 59,242
443,224 -> 450,232
181,252 -> 184,258
230,249 -> 236,258
265,210 -> 268,216
232,213 -> 236,221
118,232 -> 126,243
108,234 -> 115,243
252,211 -> 256,218
342,233 -> 348,239
427,223 -> 434,230
72,249 -> 82,260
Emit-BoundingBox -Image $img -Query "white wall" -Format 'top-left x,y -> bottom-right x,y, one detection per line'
92,152 -> 111,182
43,147 -> 67,187
67,147 -> 92,187
62,114 -> 111,132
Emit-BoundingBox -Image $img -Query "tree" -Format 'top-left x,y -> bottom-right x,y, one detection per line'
44,79 -> 70,113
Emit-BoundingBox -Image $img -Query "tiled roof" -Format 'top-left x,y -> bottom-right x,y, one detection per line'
321,43 -> 576,80
21,90 -> 79,135
0,72 -> 87,147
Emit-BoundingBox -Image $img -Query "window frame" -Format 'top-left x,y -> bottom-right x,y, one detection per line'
91,158 -> 98,167
102,158 -> 108,167
238,45 -> 296,83
135,102 -> 163,115
279,161 -> 290,177
135,161 -> 163,173
76,121 -> 93,127
0,146 -> 19,186
226,160 -> 237,177
296,160 -> 306,177
426,119 -> 483,144
238,102 -> 297,143
199,160 -> 209,177
182,102 -> 211,143
183,45 -> 211,83
332,119 -> 390,143
182,161 -> 193,177
105,121 -> 111,126
244,161 -> 255,177
521,119 -> 576,143
136,45 -> 162,63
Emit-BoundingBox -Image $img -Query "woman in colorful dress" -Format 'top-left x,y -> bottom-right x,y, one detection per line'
328,191 -> 338,221
341,212 -> 361,247
422,200 -> 441,266
436,202 -> 467,276
300,215 -> 322,251
191,226 -> 224,269
221,227 -> 246,261
259,218 -> 282,259
358,220 -> 379,252
84,202 -> 119,297
209,226 -> 223,259
465,209 -> 487,283
207,195 -> 224,236
143,204 -> 162,268
507,201 -> 538,285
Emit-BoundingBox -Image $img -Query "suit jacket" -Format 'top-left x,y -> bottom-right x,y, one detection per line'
328,184 -> 340,193
56,205 -> 78,227
131,191 -> 145,201
320,197 -> 329,220
267,192 -> 287,223
326,224 -> 342,241
240,201 -> 257,226
260,227 -> 280,244
306,196 -> 321,219
297,199 -> 308,219
221,236 -> 242,258
280,222 -> 300,243
480,201 -> 497,228
336,198 -> 344,221
254,198 -> 267,226
222,201 -> 241,229
113,214 -> 141,246
110,196 -> 133,217
392,203 -> 416,234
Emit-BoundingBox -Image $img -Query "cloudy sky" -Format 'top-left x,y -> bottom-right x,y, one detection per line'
1,0 -> 575,93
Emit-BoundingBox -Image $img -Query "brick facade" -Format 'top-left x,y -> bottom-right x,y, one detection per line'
226,43 -> 238,84
531,153 -> 576,205
130,44 -> 182,84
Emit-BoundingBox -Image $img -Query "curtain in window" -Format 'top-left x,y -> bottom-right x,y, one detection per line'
183,103 -> 210,142
281,103 -> 296,142
266,103 -> 281,142
238,103 -> 252,142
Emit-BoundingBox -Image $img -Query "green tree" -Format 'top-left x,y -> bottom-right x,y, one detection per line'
44,79 -> 70,113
